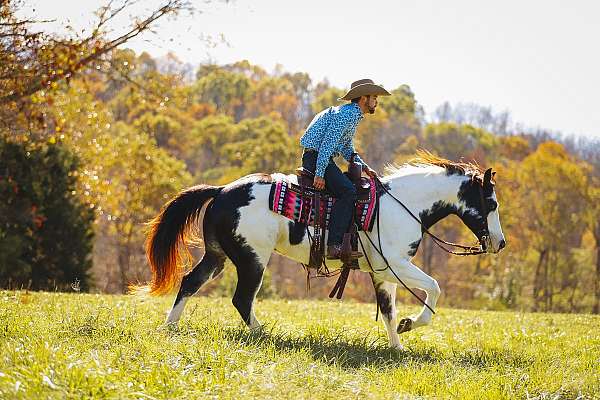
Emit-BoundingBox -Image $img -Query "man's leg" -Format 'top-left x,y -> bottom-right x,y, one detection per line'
301,149 -> 317,173
325,161 -> 357,248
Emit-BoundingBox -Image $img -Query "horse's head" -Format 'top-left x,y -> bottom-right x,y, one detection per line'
457,168 -> 506,254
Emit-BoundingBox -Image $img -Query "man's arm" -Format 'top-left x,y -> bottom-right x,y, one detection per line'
340,145 -> 378,177
338,115 -> 378,178
340,141 -> 367,166
314,113 -> 353,177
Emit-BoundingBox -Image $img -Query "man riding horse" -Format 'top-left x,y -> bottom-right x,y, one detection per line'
299,78 -> 391,260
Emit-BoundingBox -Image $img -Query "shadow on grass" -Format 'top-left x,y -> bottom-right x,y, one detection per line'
202,325 -> 534,371
218,325 -> 429,369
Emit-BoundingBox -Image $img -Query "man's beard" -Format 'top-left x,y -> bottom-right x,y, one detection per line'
368,106 -> 376,114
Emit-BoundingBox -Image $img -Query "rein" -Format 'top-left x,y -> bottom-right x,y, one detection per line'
303,174 -> 490,318
356,187 -> 437,315
374,177 -> 487,256
357,176 -> 490,317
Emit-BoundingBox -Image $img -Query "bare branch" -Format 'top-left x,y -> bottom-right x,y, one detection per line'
0,0 -> 190,105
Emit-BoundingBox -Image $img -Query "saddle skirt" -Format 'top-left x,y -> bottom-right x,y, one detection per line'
268,175 -> 379,232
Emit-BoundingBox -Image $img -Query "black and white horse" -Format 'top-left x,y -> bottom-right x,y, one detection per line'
142,154 -> 505,349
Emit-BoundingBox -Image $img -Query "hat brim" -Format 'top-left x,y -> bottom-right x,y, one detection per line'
338,83 -> 391,101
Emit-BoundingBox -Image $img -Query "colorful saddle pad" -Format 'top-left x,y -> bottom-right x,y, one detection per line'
268,177 -> 378,232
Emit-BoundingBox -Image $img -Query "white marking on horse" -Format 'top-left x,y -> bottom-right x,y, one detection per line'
151,161 -> 505,349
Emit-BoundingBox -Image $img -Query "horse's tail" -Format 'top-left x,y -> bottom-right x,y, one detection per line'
133,184 -> 223,296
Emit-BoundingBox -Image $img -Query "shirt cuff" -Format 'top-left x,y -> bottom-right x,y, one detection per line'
315,164 -> 326,178
354,153 -> 366,166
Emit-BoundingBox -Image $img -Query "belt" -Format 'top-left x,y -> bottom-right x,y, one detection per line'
303,148 -> 335,162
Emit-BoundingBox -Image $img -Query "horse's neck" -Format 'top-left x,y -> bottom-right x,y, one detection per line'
385,168 -> 466,229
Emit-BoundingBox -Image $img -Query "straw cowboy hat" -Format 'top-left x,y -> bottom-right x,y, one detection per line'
338,78 -> 391,101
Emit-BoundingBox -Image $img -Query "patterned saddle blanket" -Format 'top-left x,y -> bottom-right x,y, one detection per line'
268,176 -> 379,232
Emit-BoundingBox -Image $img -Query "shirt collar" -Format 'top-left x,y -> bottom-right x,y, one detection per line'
349,102 -> 364,120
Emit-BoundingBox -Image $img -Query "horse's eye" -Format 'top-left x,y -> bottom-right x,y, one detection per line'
487,200 -> 497,211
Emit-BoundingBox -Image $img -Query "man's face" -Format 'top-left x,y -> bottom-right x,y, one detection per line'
361,95 -> 378,114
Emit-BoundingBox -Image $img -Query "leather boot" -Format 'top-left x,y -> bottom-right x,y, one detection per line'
326,244 -> 363,260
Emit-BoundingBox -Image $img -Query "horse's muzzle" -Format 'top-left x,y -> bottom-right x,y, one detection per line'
486,236 -> 506,254
478,233 -> 489,252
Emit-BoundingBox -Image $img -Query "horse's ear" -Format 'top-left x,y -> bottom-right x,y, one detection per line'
483,168 -> 493,184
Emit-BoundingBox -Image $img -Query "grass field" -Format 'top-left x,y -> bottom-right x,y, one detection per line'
0,291 -> 598,399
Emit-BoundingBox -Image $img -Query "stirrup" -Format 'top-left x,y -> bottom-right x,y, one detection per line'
326,245 -> 363,260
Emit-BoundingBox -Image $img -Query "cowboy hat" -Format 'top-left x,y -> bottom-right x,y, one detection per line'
338,78 -> 391,101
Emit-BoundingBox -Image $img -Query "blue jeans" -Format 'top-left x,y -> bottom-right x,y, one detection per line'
302,149 -> 356,246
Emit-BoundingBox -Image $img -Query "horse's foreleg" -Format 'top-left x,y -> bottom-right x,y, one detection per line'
383,260 -> 441,333
166,250 -> 225,325
370,274 -> 403,350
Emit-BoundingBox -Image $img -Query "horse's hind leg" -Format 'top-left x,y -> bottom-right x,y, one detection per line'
220,217 -> 277,329
166,250 -> 225,325
211,181 -> 279,329
226,240 -> 273,330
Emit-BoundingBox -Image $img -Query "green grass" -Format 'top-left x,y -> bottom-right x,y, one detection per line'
0,291 -> 598,399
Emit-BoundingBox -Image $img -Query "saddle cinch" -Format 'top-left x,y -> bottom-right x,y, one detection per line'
294,154 -> 376,299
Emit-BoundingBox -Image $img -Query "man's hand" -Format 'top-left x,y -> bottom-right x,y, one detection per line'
363,165 -> 378,179
313,176 -> 326,191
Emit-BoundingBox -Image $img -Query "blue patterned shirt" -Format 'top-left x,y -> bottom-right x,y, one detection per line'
300,102 -> 366,177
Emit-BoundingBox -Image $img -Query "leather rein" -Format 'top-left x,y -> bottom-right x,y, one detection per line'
375,176 -> 489,256
356,176 -> 490,316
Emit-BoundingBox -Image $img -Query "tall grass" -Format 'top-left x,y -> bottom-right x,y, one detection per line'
0,291 -> 598,399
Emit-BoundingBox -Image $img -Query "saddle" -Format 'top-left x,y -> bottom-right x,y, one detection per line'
294,167 -> 372,196
295,154 -> 372,299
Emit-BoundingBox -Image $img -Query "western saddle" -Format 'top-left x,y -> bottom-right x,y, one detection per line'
294,153 -> 372,299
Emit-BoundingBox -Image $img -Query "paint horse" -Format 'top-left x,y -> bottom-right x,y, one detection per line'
142,154 -> 506,350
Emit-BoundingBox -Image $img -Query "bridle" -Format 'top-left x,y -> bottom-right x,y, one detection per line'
374,176 -> 489,256
476,180 -> 490,252
357,176 -> 491,316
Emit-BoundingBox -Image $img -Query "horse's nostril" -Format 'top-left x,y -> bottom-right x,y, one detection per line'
499,239 -> 506,250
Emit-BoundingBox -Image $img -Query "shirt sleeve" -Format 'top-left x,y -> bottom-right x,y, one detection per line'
339,115 -> 366,167
314,112 -> 355,177
340,140 -> 366,166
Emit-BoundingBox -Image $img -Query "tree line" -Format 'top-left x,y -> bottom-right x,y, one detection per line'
1,0 -> 598,313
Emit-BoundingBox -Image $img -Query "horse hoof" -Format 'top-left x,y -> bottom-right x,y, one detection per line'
391,343 -> 406,352
397,318 -> 413,334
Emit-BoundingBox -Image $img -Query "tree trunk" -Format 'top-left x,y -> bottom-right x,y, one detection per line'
472,257 -> 483,301
594,227 -> 600,314
544,251 -> 556,311
118,231 -> 133,294
533,248 -> 548,311
117,246 -> 130,294
568,279 -> 579,313
421,236 -> 434,275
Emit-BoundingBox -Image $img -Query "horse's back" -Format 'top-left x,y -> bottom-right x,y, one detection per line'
208,173 -> 286,251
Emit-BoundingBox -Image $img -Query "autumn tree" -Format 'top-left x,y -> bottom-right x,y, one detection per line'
1,0 -> 196,291
590,182 -> 600,314
45,82 -> 191,292
0,0 -> 191,136
421,122 -> 498,163
245,76 -> 301,133
194,68 -> 252,122
516,142 -> 591,311
0,138 -> 94,290
567,138 -> 600,314
358,85 -> 422,170
192,113 -> 297,184
310,87 -> 344,114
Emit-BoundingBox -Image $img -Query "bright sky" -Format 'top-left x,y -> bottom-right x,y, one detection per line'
24,0 -> 600,138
